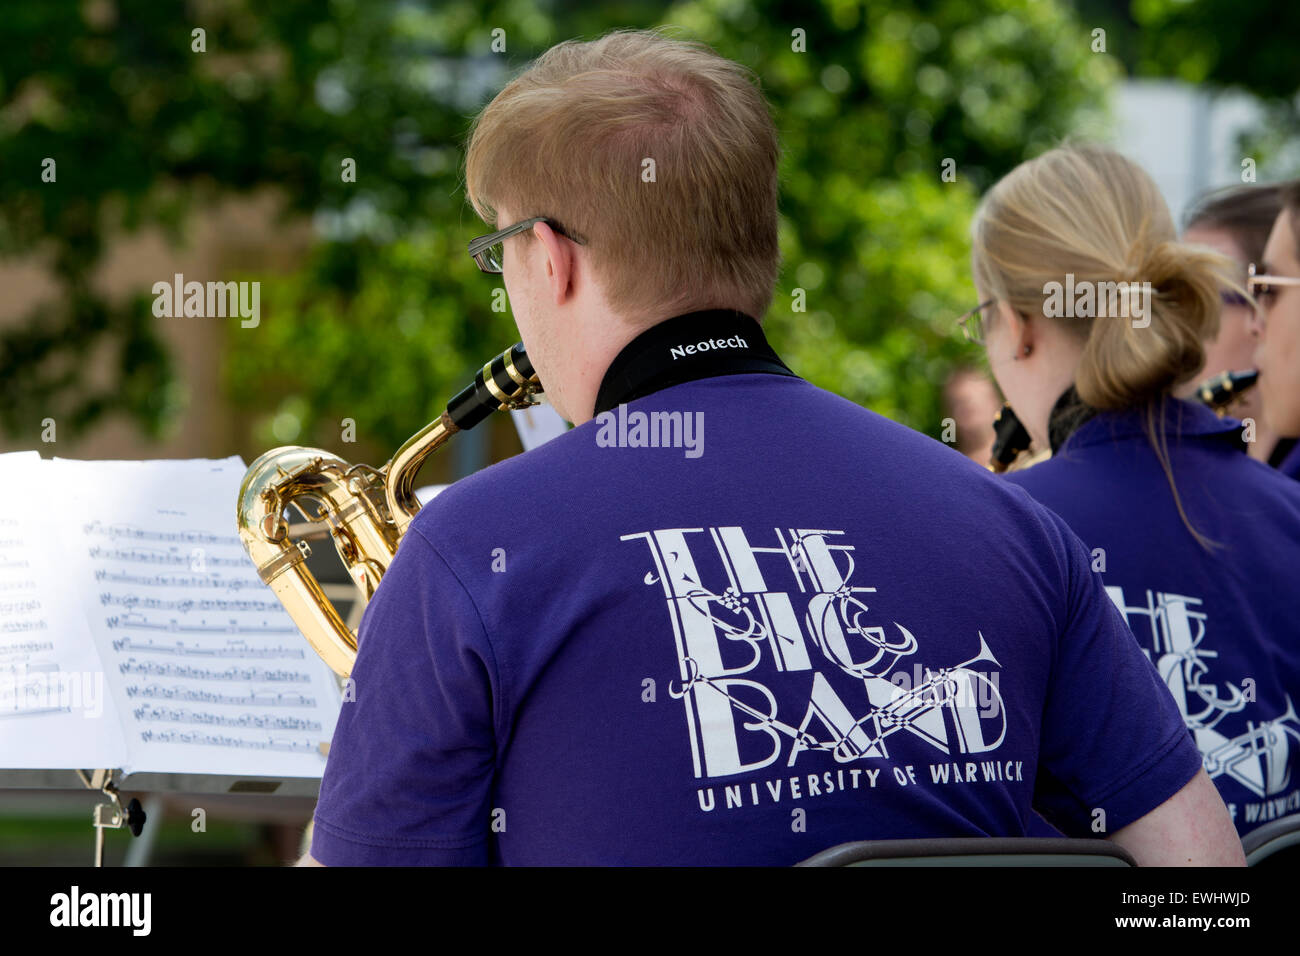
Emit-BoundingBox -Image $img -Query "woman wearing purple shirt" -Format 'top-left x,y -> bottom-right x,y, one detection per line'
966,145 -> 1300,836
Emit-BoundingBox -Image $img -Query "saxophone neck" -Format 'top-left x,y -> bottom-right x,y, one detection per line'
236,341 -> 543,678
384,412 -> 459,537
384,343 -> 542,534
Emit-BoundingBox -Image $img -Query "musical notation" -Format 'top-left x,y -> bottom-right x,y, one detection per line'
104,615 -> 296,636
0,661 -> 72,718
0,701 -> 68,719
138,729 -> 321,754
81,521 -> 239,547
124,683 -> 314,707
0,599 -> 42,616
98,593 -> 282,613
0,640 -> 56,657
0,452 -> 117,763
109,636 -> 304,658
116,659 -> 314,682
0,454 -> 340,776
94,569 -> 258,591
0,619 -> 49,634
131,704 -> 322,732
87,546 -> 246,568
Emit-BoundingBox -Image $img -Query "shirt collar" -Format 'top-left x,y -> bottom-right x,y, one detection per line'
593,309 -> 796,415
1061,396 -> 1243,450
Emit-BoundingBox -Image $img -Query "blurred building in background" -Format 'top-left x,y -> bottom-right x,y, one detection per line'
1115,80 -> 1290,226
0,192 -> 311,460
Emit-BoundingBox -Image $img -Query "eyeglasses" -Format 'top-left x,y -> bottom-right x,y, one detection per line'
956,299 -> 995,345
1247,262 -> 1300,309
467,216 -> 585,274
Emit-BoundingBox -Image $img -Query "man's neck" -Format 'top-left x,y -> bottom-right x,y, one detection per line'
562,316 -> 659,426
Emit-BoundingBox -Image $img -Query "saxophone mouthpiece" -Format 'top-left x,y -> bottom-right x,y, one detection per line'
446,343 -> 543,431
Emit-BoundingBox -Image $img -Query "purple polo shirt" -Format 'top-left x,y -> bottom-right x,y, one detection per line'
1006,399 -> 1300,836
311,374 -> 1202,864
1276,440 -> 1300,482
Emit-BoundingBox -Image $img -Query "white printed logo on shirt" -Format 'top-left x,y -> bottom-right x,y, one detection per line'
1106,587 -> 1300,816
622,526 -> 1007,781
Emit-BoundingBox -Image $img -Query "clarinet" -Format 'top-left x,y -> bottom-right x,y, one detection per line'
1196,369 -> 1259,417
989,404 -> 1031,474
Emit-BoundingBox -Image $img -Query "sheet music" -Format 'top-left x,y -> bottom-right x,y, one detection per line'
414,485 -> 447,506
47,456 -> 341,777
510,400 -> 569,451
0,453 -> 130,767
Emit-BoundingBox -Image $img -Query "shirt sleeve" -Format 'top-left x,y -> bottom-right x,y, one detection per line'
1027,504 -> 1204,838
310,526 -> 500,865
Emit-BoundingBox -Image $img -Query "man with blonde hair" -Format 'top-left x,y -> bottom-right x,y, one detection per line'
301,30 -> 1242,866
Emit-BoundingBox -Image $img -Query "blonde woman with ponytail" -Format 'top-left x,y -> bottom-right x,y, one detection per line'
970,145 -> 1300,837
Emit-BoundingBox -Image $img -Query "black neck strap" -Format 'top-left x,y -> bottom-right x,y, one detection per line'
1047,385 -> 1098,454
593,309 -> 797,415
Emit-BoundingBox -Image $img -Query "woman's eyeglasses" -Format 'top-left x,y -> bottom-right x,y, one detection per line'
956,299 -> 995,345
1247,262 -> 1300,308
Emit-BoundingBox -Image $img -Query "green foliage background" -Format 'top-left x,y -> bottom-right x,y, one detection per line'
1,0 -> 1287,461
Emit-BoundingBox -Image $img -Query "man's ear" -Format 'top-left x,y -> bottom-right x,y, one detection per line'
533,220 -> 575,306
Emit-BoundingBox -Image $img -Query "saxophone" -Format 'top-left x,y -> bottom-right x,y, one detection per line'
236,344 -> 542,677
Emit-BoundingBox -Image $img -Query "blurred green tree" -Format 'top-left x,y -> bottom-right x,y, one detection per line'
1,0 -> 1118,460
664,0 -> 1117,428
1130,0 -> 1300,161
1071,0 -> 1300,163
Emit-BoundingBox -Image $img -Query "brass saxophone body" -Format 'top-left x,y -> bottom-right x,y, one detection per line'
237,344 -> 542,677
